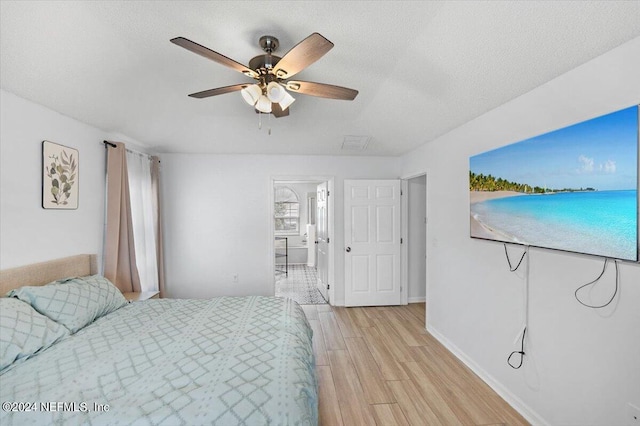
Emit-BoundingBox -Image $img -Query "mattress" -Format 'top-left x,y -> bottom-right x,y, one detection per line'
0,296 -> 317,425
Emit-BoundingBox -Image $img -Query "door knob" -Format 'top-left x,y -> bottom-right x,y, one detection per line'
346,247 -> 351,252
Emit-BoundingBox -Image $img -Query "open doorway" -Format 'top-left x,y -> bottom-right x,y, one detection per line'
407,174 -> 427,303
272,178 -> 331,305
402,173 -> 427,323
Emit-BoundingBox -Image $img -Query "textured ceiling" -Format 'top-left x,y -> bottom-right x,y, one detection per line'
1,1 -> 639,156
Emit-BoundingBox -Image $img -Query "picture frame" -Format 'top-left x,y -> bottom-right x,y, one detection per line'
42,140 -> 79,209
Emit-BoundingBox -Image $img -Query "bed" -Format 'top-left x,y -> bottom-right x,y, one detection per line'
0,255 -> 318,425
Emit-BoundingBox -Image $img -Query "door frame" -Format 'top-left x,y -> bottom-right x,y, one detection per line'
401,171 -> 428,309
269,175 -> 335,304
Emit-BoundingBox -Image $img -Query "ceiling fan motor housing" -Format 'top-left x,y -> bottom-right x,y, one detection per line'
249,35 -> 282,73
249,54 -> 281,73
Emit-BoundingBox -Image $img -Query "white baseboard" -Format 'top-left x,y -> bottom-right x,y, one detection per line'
427,325 -> 548,426
333,298 -> 423,307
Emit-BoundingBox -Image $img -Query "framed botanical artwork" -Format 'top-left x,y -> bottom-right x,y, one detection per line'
42,140 -> 79,209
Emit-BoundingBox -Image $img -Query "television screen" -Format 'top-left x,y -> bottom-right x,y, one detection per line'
470,105 -> 639,262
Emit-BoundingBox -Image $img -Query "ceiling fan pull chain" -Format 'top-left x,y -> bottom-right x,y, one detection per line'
258,112 -> 262,129
268,112 -> 272,135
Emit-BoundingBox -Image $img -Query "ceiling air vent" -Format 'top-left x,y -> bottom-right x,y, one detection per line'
341,135 -> 370,151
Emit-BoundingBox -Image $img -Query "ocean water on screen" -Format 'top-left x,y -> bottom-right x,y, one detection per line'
471,190 -> 638,260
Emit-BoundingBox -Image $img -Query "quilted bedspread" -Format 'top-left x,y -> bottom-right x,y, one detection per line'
0,296 -> 318,425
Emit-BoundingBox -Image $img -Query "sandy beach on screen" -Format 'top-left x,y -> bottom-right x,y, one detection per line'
469,190 -> 525,204
470,191 -> 526,241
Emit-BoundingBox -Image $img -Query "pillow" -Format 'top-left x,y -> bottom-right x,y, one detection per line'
8,275 -> 128,333
0,297 -> 70,371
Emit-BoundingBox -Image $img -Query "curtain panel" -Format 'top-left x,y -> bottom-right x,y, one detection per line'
103,142 -> 141,293
126,151 -> 162,294
151,156 -> 166,297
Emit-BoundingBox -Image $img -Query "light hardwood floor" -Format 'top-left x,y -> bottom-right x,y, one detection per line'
302,303 -> 529,426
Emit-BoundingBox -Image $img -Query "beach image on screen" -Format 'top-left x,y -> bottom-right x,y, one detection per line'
470,105 -> 639,261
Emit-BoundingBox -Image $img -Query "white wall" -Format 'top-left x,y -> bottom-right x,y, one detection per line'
407,174 -> 427,302
160,154 -> 400,302
401,37 -> 640,425
0,90 -> 109,269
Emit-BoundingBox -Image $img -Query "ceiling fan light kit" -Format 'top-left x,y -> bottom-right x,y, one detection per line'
170,32 -> 359,122
266,81 -> 285,103
240,84 -> 262,106
278,91 -> 296,110
256,95 -> 273,113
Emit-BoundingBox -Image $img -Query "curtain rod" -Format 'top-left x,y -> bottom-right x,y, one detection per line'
102,140 -> 160,163
126,148 -> 153,161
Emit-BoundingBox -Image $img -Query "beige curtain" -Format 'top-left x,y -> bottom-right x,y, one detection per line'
150,156 -> 166,297
103,142 -> 141,293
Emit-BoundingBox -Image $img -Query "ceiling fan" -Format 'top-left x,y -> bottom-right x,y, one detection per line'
170,33 -> 358,118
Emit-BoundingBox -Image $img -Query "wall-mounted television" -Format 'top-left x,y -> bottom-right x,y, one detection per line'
470,105 -> 639,262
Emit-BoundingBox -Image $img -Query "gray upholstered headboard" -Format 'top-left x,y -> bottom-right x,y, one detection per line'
0,254 -> 97,295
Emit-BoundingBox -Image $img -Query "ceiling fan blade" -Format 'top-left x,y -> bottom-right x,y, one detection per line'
271,103 -> 290,118
286,80 -> 358,100
188,84 -> 248,99
171,37 -> 258,78
272,33 -> 334,79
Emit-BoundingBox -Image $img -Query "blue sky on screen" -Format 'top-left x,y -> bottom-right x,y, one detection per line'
470,106 -> 638,191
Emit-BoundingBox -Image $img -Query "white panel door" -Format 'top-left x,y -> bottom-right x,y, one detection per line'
344,180 -> 401,306
316,182 -> 329,302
